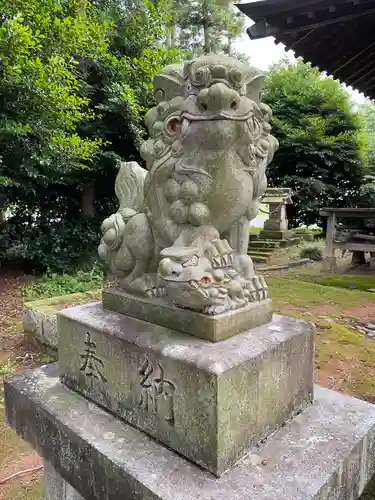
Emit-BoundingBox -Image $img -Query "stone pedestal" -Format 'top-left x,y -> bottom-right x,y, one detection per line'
102,287 -> 273,341
5,365 -> 375,500
322,256 -> 337,272
263,203 -> 288,231
57,304 -> 313,476
259,188 -> 293,242
43,461 -> 83,500
259,229 -> 294,240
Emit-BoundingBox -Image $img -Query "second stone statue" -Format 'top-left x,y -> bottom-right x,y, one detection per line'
98,54 -> 279,315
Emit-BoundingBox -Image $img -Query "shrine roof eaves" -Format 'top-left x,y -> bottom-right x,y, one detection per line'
236,0 -> 375,99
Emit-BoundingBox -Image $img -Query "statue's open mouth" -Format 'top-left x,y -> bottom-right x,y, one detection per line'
181,110 -> 253,122
164,278 -> 228,300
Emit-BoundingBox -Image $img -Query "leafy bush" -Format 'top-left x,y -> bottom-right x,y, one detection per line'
23,263 -> 104,300
299,245 -> 323,261
0,210 -> 104,273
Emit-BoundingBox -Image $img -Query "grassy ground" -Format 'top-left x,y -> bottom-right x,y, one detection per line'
268,274 -> 375,400
267,270 -> 375,498
1,267 -> 375,498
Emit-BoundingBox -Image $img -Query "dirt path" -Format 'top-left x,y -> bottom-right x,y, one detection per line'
0,270 -> 44,498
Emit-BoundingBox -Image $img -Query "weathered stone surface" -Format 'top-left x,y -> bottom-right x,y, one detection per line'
23,306 -> 58,349
58,303 -> 314,476
43,460 -> 84,500
321,256 -> 337,272
102,287 -> 273,341
259,229 -> 293,240
98,55 -> 279,316
23,291 -> 101,349
5,365 -> 375,500
263,217 -> 288,232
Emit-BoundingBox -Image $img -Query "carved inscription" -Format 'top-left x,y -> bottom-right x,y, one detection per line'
138,358 -> 175,425
80,332 -> 107,382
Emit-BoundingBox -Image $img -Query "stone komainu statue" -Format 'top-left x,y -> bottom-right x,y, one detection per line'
98,55 -> 279,315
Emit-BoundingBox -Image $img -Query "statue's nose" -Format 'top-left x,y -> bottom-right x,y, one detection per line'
158,258 -> 183,279
197,83 -> 240,112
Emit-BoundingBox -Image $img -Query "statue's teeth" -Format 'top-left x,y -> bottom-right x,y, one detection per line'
190,280 -> 199,289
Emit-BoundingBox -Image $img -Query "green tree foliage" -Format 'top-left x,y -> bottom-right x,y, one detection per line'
355,103 -> 375,208
263,60 -> 366,227
0,0 -> 180,272
167,0 -> 244,56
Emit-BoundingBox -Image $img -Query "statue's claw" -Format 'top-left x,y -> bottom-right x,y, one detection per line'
259,275 -> 268,300
246,275 -> 268,302
151,286 -> 166,298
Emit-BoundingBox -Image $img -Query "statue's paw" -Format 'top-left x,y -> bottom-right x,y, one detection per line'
247,275 -> 268,301
207,239 -> 234,268
231,297 -> 248,310
150,286 -> 166,298
203,303 -> 230,316
120,274 -> 160,298
233,253 -> 255,280
259,275 -> 268,300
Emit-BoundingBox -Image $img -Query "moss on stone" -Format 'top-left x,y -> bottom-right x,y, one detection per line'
24,290 -> 101,312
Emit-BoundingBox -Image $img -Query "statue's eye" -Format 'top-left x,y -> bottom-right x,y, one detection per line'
185,82 -> 199,96
182,255 -> 199,267
191,255 -> 199,266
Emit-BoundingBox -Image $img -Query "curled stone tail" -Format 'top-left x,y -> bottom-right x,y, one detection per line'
115,161 -> 147,219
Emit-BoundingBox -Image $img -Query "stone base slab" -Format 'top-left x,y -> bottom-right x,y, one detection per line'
263,220 -> 288,231
43,460 -> 84,500
322,256 -> 337,272
102,287 -> 273,341
259,229 -> 293,240
57,304 -> 314,476
5,365 -> 375,500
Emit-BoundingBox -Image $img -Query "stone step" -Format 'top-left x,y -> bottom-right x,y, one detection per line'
6,366 -> 375,500
286,237 -> 302,246
249,240 -> 281,249
248,247 -> 275,255
248,249 -> 273,256
248,250 -> 272,259
249,254 -> 269,263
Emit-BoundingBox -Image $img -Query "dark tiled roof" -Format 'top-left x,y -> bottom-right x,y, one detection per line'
236,0 -> 375,99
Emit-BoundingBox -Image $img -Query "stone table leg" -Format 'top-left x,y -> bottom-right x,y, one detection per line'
42,460 -> 84,500
322,213 -> 337,272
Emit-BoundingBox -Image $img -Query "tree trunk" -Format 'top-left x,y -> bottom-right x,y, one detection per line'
170,23 -> 177,48
81,186 -> 96,217
166,29 -> 172,48
227,35 -> 232,56
203,20 -> 210,54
